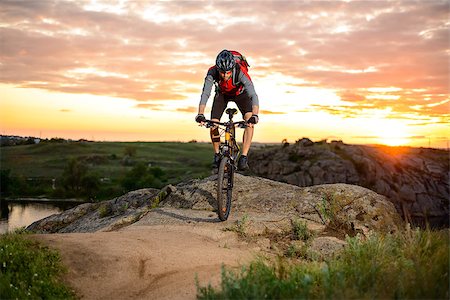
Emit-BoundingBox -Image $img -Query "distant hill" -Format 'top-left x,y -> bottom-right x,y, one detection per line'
0,135 -> 90,147
249,138 -> 449,228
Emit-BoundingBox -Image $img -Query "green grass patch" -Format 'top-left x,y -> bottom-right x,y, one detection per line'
1,141 -> 213,200
197,228 -> 449,299
223,214 -> 251,238
291,218 -> 314,242
0,231 -> 76,299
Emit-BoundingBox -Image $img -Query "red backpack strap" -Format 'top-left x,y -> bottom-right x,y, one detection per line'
230,50 -> 250,87
230,50 -> 250,70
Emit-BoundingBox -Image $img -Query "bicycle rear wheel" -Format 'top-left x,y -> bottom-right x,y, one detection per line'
217,156 -> 233,221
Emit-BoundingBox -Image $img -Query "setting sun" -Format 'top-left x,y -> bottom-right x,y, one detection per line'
376,127 -> 411,147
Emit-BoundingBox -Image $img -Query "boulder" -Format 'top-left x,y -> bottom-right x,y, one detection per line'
250,141 -> 449,227
27,174 -> 403,236
161,174 -> 403,236
27,188 -> 161,233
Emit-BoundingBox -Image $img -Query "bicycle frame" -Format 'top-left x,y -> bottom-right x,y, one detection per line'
205,113 -> 246,165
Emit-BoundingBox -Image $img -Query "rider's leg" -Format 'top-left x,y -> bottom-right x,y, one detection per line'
210,119 -> 220,153
242,112 -> 254,156
211,93 -> 226,155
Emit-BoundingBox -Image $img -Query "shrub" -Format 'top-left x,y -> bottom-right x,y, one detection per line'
98,203 -> 113,218
121,163 -> 166,191
197,228 -> 449,299
223,214 -> 250,238
291,219 -> 314,242
61,158 -> 100,199
0,232 -> 76,299
124,145 -> 137,157
0,169 -> 11,196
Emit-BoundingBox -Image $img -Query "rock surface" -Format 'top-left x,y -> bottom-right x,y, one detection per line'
250,139 -> 449,227
27,188 -> 162,233
29,174 -> 403,237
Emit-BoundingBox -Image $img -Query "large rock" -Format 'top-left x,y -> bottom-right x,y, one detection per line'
161,174 -> 403,236
27,188 -> 161,233
27,174 -> 403,235
250,141 -> 449,227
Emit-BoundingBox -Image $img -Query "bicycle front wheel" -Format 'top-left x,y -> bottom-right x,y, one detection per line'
217,156 -> 233,221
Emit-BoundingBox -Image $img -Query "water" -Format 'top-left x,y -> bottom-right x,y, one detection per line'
0,201 -> 78,234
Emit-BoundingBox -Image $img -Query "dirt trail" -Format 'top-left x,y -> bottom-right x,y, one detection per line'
33,208 -> 266,300
29,175 -> 405,299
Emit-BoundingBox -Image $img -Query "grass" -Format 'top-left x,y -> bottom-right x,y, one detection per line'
0,230 -> 76,299
291,218 -> 314,242
98,202 -> 113,218
197,227 -> 449,299
223,214 -> 251,238
1,141 -> 213,199
1,141 -> 212,179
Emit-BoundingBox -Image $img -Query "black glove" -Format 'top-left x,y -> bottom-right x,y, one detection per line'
195,114 -> 206,123
247,114 -> 259,124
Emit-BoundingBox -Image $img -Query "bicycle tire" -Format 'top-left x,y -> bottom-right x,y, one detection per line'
217,157 -> 233,221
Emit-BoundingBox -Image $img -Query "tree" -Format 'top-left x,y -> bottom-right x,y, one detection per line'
0,169 -> 11,196
61,158 -> 99,198
121,163 -> 166,191
124,146 -> 137,157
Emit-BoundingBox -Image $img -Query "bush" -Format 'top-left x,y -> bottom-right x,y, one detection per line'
0,169 -> 11,196
291,219 -> 314,242
197,228 -> 449,299
0,232 -> 76,299
124,145 -> 137,157
98,203 -> 113,218
121,163 -> 166,191
61,158 -> 100,199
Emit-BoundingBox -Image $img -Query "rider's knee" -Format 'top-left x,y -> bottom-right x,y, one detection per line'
243,112 -> 252,121
210,127 -> 220,142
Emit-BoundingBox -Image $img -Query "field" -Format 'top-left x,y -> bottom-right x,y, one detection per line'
0,141 -> 213,200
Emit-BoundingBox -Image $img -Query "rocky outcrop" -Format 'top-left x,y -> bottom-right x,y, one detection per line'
250,139 -> 449,227
27,174 -> 403,236
162,174 -> 403,236
27,188 -> 162,233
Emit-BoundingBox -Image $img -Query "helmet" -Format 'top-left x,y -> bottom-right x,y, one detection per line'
215,50 -> 235,72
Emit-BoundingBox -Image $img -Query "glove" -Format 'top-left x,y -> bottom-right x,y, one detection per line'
195,114 -> 206,123
247,114 -> 259,124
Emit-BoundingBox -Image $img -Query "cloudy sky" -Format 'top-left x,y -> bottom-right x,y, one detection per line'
1,0 -> 448,147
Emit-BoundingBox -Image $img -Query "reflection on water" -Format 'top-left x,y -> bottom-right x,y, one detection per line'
0,201 -> 70,234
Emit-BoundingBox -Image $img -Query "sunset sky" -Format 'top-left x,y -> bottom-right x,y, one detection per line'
1,0 -> 449,148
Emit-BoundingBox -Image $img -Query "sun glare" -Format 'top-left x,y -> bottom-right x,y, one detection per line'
372,120 -> 411,146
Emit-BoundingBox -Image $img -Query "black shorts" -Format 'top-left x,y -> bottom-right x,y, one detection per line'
211,92 -> 253,120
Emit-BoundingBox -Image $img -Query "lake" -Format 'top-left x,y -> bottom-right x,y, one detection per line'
0,200 -> 80,234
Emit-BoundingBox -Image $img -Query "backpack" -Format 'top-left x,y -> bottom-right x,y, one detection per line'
230,50 -> 250,73
229,50 -> 250,87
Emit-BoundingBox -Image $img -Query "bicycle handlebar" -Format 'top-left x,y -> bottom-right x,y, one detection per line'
204,120 -> 247,129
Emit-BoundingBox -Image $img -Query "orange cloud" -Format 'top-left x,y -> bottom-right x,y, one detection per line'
176,106 -> 197,113
0,0 -> 448,126
260,110 -> 287,115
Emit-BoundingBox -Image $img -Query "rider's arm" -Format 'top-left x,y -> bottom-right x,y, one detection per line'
199,68 -> 216,109
238,71 -> 259,115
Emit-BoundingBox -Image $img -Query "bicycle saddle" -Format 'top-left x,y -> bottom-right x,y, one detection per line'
226,108 -> 238,115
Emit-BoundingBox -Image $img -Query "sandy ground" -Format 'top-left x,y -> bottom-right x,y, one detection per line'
32,208 -> 262,300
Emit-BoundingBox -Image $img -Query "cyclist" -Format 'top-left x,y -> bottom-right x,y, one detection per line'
195,49 -> 260,170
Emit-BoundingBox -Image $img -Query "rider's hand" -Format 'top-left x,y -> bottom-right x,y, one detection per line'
195,114 -> 206,123
247,114 -> 259,125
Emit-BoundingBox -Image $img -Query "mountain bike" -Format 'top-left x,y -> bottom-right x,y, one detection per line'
203,108 -> 247,221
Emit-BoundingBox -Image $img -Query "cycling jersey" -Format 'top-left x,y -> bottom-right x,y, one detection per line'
199,64 -> 259,107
